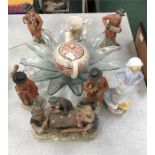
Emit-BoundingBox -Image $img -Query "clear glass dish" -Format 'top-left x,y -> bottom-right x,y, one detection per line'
9,28 -> 122,96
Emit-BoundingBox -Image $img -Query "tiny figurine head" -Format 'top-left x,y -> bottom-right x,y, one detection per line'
48,97 -> 60,111
89,68 -> 102,81
23,2 -> 33,13
48,96 -> 59,104
126,57 -> 143,71
13,72 -> 27,84
116,9 -> 125,16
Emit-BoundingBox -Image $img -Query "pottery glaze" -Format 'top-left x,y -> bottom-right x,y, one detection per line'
52,41 -> 89,79
65,16 -> 91,42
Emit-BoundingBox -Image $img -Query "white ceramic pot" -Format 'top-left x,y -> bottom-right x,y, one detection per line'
52,42 -> 89,79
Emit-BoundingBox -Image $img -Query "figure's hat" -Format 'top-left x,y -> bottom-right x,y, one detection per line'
48,96 -> 59,105
13,72 -> 27,84
89,68 -> 102,81
126,57 -> 143,67
23,2 -> 33,12
116,8 -> 125,16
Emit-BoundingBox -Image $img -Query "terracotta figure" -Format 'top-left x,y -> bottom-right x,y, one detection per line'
23,3 -> 44,43
83,68 -> 109,109
11,65 -> 46,108
100,9 -> 125,47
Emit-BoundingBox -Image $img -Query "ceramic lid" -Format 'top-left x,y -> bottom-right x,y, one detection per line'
59,42 -> 85,61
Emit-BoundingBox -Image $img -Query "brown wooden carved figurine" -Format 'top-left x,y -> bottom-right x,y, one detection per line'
83,68 -> 109,110
100,9 -> 125,47
11,65 -> 46,108
23,3 -> 44,43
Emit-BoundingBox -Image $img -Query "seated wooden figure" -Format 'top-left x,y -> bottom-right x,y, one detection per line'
11,64 -> 46,110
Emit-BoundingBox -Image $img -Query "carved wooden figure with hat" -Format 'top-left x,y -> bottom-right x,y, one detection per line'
11,65 -> 46,108
23,2 -> 44,43
83,67 -> 109,108
100,8 -> 125,47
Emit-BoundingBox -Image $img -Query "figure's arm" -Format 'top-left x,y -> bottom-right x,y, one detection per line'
116,70 -> 126,76
40,111 -> 49,130
29,81 -> 38,94
103,77 -> 109,90
115,70 -> 126,82
102,14 -> 113,26
99,77 -> 109,94
35,14 -> 43,30
11,65 -> 19,78
15,86 -> 27,97
16,86 -> 29,104
31,122 -> 46,134
40,118 -> 48,131
15,85 -> 19,93
31,111 -> 49,134
23,16 -> 28,24
83,80 -> 93,93
133,72 -> 144,85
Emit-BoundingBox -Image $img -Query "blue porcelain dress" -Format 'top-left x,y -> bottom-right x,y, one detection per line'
105,68 -> 144,109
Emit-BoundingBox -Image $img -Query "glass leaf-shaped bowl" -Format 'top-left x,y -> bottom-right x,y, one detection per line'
9,29 -> 123,96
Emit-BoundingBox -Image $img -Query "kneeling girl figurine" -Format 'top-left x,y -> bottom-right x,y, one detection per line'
104,57 -> 144,115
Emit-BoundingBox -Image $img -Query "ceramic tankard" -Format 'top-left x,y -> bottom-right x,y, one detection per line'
65,16 -> 91,41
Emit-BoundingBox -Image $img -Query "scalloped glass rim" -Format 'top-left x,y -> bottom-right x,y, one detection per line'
9,29 -> 123,96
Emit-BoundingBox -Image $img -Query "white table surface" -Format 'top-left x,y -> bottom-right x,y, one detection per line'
8,13 -> 147,155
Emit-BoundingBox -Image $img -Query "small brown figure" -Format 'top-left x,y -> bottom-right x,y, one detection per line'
48,96 -> 74,115
23,3 -> 44,43
11,65 -> 46,109
100,9 -> 125,47
83,68 -> 109,109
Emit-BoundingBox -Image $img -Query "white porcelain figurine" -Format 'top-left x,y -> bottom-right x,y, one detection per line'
104,57 -> 144,115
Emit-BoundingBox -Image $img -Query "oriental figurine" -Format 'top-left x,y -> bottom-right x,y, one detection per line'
83,68 -> 109,112
100,9 -> 125,48
23,3 -> 44,43
104,57 -> 144,115
11,65 -> 46,109
30,98 -> 98,140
